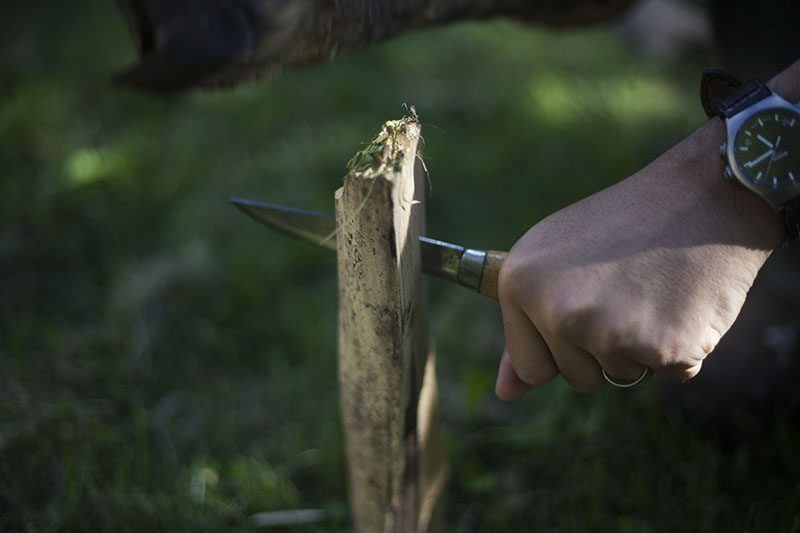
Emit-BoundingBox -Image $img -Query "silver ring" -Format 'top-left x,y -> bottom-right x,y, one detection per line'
602,367 -> 650,388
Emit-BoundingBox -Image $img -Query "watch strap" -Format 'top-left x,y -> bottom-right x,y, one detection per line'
700,69 -> 743,118
713,78 -> 772,118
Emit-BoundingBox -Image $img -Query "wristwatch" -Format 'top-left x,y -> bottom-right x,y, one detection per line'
701,70 -> 800,239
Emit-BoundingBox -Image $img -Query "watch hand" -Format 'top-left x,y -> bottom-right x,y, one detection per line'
757,134 -> 774,148
764,135 -> 781,182
744,149 -> 774,168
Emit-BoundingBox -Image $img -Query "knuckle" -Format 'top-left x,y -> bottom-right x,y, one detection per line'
678,364 -> 703,381
548,294 -> 598,341
591,315 -> 644,357
646,342 -> 706,381
594,323 -> 697,378
637,343 -> 674,369
595,321 -> 692,370
677,366 -> 694,380
497,253 -> 538,301
657,361 -> 703,383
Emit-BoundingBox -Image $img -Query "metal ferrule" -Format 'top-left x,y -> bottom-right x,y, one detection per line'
457,248 -> 487,291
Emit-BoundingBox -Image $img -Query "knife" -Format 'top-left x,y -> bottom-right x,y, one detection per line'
229,198 -> 508,300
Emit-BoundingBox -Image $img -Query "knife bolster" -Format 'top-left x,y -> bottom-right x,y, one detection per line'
457,248 -> 487,291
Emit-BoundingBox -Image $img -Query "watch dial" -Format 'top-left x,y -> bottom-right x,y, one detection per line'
733,107 -> 800,189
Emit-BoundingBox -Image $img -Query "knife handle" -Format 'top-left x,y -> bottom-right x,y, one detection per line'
478,250 -> 508,300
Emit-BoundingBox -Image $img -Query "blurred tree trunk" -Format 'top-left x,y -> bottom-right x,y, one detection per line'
115,0 -> 636,91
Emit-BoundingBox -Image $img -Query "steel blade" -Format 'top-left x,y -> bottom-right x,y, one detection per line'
230,198 -> 338,251
229,197 -> 465,284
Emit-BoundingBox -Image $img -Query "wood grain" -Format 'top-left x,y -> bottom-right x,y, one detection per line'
478,250 -> 508,300
335,117 -> 445,532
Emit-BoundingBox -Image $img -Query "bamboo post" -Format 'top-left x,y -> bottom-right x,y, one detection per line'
335,114 -> 447,532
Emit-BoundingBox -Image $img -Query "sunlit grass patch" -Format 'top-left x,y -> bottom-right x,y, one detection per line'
63,146 -> 129,187
527,71 -> 694,126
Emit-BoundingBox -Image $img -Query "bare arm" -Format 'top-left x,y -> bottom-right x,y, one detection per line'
495,58 -> 800,399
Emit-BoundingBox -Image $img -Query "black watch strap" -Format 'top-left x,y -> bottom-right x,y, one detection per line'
700,69 -> 743,118
713,78 -> 772,118
700,70 -> 772,118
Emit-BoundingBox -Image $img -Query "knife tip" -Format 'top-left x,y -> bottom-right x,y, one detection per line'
228,197 -> 256,210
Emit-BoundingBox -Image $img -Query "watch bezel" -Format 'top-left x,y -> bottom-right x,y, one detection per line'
724,93 -> 800,208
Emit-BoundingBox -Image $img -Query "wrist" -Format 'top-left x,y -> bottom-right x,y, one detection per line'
767,58 -> 800,103
674,117 -> 785,250
692,58 -> 800,247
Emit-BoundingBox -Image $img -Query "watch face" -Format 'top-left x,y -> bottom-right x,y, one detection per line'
733,107 -> 800,189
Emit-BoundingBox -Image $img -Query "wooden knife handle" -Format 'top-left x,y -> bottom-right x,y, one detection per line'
478,250 -> 508,300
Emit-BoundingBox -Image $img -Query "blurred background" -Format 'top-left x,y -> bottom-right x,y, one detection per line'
2,0 -> 799,531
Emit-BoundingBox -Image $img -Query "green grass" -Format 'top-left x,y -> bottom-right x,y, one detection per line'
1,2 -> 798,531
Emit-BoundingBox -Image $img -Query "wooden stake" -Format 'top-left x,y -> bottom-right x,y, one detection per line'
335,116 -> 446,532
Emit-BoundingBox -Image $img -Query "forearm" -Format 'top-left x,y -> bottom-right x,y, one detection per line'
767,57 -> 800,102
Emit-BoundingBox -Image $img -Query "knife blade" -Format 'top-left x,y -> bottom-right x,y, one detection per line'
229,198 -> 507,300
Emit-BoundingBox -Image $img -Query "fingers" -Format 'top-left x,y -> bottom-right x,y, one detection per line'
656,361 -> 703,384
497,298 -> 705,399
495,348 -> 532,401
601,360 -> 701,387
497,298 -> 613,396
594,353 -> 652,386
597,341 -> 705,385
601,366 -> 652,388
497,301 -> 604,397
499,302 -> 559,388
547,341 -> 605,393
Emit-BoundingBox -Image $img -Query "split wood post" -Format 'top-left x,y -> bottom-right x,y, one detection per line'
335,114 -> 447,532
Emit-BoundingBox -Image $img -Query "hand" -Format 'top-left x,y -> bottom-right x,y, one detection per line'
495,119 -> 785,400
